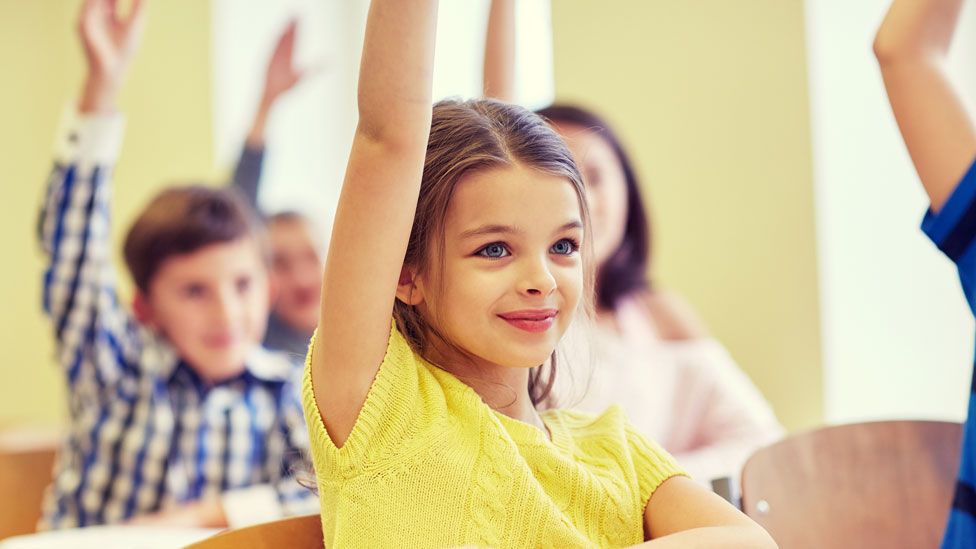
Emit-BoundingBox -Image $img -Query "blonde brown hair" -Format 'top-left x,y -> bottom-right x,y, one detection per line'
393,98 -> 592,406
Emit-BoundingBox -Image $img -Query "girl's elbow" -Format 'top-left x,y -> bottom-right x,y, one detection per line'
355,111 -> 430,153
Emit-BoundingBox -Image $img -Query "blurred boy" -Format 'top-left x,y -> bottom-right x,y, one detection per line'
38,0 -> 314,528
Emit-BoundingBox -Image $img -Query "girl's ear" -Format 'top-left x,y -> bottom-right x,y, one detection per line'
395,265 -> 426,305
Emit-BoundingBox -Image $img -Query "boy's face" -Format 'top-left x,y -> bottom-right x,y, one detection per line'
269,218 -> 325,334
142,237 -> 270,382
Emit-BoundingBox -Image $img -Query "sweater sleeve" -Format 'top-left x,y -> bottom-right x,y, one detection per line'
302,321 -> 433,480
622,415 -> 688,512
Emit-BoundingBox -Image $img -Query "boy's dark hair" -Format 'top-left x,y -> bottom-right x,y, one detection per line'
123,185 -> 269,293
536,104 -> 652,311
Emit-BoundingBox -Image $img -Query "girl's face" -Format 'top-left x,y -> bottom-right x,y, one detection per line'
550,122 -> 629,269
410,163 -> 585,371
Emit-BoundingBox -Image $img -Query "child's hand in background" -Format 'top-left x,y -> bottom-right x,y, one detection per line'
77,0 -> 148,114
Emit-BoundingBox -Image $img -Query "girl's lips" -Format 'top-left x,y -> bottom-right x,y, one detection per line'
497,309 -> 558,333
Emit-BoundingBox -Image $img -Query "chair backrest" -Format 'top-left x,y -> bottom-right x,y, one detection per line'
186,514 -> 324,549
740,420 -> 962,549
0,427 -> 60,540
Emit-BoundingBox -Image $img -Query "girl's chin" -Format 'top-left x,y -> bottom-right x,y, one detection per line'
499,348 -> 557,369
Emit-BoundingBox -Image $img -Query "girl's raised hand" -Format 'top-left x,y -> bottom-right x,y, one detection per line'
311,0 -> 439,447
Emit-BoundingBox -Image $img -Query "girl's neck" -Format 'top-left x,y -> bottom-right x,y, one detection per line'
425,344 -> 545,431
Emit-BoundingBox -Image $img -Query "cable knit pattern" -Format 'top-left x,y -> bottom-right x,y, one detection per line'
302,322 -> 686,548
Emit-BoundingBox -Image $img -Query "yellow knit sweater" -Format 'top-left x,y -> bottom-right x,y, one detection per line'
302,323 -> 686,548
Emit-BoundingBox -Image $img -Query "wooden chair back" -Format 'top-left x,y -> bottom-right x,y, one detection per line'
740,420 -> 962,549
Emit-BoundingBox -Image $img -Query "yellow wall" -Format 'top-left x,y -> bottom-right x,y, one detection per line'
551,1 -> 823,431
0,0 -> 215,424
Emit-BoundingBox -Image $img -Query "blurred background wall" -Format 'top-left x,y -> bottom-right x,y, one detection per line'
551,1 -> 822,430
0,0 -> 215,424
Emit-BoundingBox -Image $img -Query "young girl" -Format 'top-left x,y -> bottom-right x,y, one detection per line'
875,1 -> 976,547
303,1 -> 777,547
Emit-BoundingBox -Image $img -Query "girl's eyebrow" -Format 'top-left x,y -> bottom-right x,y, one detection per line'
459,220 -> 583,240
459,224 -> 520,240
555,220 -> 584,234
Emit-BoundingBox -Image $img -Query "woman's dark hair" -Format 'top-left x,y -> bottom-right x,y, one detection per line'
536,104 -> 652,311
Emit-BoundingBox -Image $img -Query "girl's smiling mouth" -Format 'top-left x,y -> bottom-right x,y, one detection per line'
497,309 -> 558,333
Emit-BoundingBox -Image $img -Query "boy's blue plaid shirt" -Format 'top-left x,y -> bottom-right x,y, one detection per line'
37,111 -> 316,529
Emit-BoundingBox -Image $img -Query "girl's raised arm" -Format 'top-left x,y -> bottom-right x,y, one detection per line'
875,0 -> 976,212
311,0 -> 438,447
483,0 -> 516,101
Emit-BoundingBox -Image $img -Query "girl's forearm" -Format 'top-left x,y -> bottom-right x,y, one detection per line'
632,526 -> 777,549
483,0 -> 516,101
357,0 -> 439,145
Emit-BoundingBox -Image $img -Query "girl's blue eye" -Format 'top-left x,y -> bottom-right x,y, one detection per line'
551,238 -> 578,256
478,243 -> 510,259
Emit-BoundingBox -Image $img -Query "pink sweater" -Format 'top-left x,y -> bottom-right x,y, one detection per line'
549,296 -> 784,484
